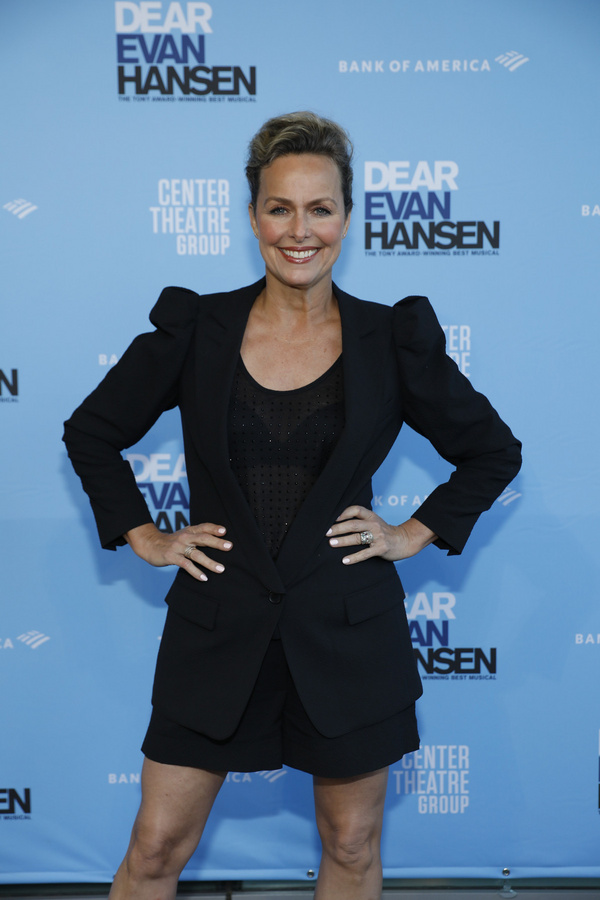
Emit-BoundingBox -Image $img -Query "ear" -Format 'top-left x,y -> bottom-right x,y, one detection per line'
248,203 -> 259,238
342,210 -> 351,238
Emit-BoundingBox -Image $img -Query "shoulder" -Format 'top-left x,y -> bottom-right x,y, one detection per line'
334,284 -> 442,339
149,279 -> 264,331
393,294 -> 437,321
392,295 -> 446,352
333,284 -> 394,333
334,283 -> 434,318
149,286 -> 203,331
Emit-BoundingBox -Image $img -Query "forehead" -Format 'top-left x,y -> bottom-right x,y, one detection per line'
258,153 -> 342,200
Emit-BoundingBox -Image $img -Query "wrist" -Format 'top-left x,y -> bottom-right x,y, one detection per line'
397,518 -> 437,555
124,521 -> 159,551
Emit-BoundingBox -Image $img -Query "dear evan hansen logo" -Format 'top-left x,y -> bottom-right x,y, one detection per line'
406,591 -> 496,679
364,161 -> 499,254
128,452 -> 190,533
1,789 -> 31,819
115,2 -> 256,98
0,369 -> 18,403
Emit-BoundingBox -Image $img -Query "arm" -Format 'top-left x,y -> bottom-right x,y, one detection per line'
327,295 -> 521,562
392,295 -> 522,554
63,286 -> 200,551
64,287 -> 233,581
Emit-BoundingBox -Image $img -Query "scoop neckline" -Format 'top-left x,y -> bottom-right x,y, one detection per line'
238,353 -> 342,395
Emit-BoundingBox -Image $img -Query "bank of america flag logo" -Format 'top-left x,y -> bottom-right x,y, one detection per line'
495,51 -> 530,72
497,487 -> 522,507
256,769 -> 287,783
17,631 -> 51,649
3,199 -> 38,219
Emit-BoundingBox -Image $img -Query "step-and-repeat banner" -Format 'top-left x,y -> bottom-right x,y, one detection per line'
2,0 -> 599,884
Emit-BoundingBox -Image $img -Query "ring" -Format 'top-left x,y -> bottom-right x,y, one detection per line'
183,545 -> 195,559
359,530 -> 374,545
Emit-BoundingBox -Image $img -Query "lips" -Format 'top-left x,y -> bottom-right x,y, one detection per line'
278,247 -> 319,262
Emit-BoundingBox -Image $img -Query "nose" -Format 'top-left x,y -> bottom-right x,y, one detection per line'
289,210 -> 309,242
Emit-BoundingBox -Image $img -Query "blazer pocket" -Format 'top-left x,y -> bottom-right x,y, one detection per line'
344,576 -> 405,625
164,579 -> 219,631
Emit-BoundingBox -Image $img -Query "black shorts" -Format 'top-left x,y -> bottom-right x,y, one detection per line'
142,638 -> 419,779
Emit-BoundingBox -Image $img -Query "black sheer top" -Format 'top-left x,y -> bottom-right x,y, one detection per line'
228,354 -> 345,558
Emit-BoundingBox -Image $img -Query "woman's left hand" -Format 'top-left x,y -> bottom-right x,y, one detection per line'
327,505 -> 437,565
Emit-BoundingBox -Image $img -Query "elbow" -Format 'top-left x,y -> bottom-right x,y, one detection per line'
62,417 -> 80,456
62,419 -> 73,452
507,436 -> 523,480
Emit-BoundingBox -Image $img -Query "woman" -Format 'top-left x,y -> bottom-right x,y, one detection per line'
63,112 -> 521,899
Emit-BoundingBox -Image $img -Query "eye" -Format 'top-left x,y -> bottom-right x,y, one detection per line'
267,206 -> 287,215
313,206 -> 332,216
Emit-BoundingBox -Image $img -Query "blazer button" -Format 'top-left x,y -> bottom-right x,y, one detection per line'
268,592 -> 282,605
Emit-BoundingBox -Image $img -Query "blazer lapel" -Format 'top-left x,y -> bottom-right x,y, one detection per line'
188,280 -> 258,468
184,278 -> 286,593
275,285 -> 389,585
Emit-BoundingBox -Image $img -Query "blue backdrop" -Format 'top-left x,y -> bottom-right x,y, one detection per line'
2,0 -> 599,884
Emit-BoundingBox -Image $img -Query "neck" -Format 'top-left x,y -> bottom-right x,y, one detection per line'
257,274 -> 337,327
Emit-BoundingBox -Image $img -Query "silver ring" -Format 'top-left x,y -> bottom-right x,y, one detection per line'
359,530 -> 374,546
183,545 -> 195,559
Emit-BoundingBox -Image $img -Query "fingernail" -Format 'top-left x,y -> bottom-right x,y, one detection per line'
223,542 -> 232,550
342,557 -> 350,565
215,564 -> 225,573
217,527 -> 226,534
200,573 -> 208,581
326,528 -> 333,536
330,538 -> 339,546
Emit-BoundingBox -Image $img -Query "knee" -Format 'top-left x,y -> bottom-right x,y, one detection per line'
321,824 -> 377,876
125,822 -> 191,881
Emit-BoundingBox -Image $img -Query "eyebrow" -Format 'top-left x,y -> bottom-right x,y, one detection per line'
262,195 -> 340,208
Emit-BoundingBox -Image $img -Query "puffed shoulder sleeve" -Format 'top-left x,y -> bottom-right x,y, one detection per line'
62,286 -> 201,550
393,295 -> 522,555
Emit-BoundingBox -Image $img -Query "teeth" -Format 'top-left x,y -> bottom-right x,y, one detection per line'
283,249 -> 318,259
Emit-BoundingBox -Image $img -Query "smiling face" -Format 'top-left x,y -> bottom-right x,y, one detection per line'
249,153 -> 350,294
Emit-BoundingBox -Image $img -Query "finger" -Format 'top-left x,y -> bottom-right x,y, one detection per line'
328,507 -> 377,538
341,547 -> 376,566
178,546 -> 227,576
327,517 -> 363,537
187,522 -> 228,538
335,505 -> 368,523
328,516 -> 379,540
180,559 -> 209,582
181,525 -> 232,553
328,528 -> 378,549
182,535 -> 233,554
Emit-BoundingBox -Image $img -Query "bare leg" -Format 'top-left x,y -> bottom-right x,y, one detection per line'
109,757 -> 226,900
313,767 -> 388,900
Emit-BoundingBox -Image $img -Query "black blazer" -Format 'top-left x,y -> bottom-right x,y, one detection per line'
63,279 -> 521,739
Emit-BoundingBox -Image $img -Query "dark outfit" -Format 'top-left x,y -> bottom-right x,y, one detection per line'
142,352 -> 419,776
63,278 -> 521,777
228,352 -> 345,561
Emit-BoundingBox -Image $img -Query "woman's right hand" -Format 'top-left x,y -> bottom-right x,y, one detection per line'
124,522 -> 232,582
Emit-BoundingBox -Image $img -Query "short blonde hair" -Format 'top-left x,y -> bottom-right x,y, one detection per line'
246,111 -> 353,216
